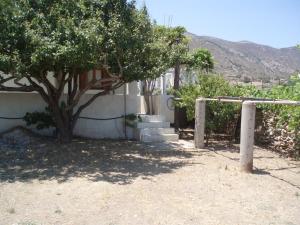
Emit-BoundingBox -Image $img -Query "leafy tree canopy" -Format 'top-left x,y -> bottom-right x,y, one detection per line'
187,49 -> 214,72
0,0 -> 162,141
0,0 -> 153,82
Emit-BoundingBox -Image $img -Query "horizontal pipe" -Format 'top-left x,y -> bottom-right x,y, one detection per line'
217,96 -> 275,101
206,98 -> 243,103
205,98 -> 300,106
247,100 -> 300,105
175,97 -> 300,106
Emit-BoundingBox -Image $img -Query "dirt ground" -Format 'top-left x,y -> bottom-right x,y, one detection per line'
0,138 -> 299,225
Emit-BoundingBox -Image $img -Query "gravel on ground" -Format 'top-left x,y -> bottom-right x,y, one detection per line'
0,138 -> 299,225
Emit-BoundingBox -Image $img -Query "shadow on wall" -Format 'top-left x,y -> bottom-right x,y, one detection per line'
0,138 -> 194,185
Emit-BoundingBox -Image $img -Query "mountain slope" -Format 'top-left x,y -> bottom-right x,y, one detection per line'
187,33 -> 300,81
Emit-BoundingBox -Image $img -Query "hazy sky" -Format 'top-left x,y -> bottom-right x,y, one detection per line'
136,0 -> 300,48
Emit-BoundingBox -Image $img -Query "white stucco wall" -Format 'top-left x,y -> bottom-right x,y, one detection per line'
0,87 -> 147,139
73,93 -> 146,139
0,80 -> 177,139
0,92 -> 49,133
152,95 -> 174,123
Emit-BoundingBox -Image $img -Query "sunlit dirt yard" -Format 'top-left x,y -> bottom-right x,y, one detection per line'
0,138 -> 299,225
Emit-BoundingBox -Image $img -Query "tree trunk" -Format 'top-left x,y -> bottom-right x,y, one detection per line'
174,62 -> 180,130
174,62 -> 180,90
143,80 -> 155,115
57,124 -> 73,143
150,94 -> 154,115
144,94 -> 154,115
144,94 -> 150,114
51,104 -> 74,143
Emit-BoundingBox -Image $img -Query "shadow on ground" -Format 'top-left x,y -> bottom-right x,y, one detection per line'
0,138 -> 194,185
206,140 -> 300,190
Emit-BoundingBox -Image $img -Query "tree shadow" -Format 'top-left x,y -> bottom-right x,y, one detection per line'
0,138 -> 194,185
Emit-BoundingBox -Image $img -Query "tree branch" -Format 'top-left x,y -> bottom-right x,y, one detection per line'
70,73 -> 79,101
0,75 -> 14,84
68,77 -> 120,111
56,70 -> 67,96
25,76 -> 51,104
38,71 -> 58,100
0,84 -> 35,92
116,56 -> 123,77
72,81 -> 124,129
0,75 -> 36,92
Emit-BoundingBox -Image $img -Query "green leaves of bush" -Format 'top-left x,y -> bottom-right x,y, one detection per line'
177,73 -> 300,143
176,74 -> 247,134
24,107 -> 55,130
258,75 -> 300,132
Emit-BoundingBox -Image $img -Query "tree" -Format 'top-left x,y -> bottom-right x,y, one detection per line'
160,28 -> 215,129
173,46 -> 214,129
168,27 -> 190,91
159,26 -> 190,129
187,49 -> 214,73
141,25 -> 188,114
138,24 -> 214,117
0,0 -> 156,142
182,48 -> 214,84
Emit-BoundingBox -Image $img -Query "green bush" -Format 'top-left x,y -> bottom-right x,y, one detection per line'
259,75 -> 300,132
24,107 -> 55,130
259,76 -> 300,156
176,73 -> 300,156
176,74 -> 256,136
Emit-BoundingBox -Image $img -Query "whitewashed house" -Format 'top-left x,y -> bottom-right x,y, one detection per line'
0,70 -> 175,140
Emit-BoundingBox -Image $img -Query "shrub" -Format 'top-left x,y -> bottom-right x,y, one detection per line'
176,73 -> 300,157
24,107 -> 55,130
176,74 -> 251,136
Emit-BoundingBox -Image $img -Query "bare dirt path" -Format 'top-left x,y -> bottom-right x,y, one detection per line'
0,138 -> 299,225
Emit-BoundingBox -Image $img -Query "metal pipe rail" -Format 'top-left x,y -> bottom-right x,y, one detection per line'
174,96 -> 300,105
206,97 -> 300,106
194,97 -> 300,173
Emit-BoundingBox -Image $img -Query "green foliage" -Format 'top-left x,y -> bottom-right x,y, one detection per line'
0,0 -> 156,82
176,73 -> 300,145
124,113 -> 142,127
187,49 -> 214,72
152,26 -> 189,67
24,107 -> 55,130
140,25 -> 192,84
176,74 -> 245,134
141,25 -> 191,114
258,75 -> 300,132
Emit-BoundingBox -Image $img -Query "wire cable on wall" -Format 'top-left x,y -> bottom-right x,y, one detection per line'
78,116 -> 124,121
0,116 -> 24,120
0,115 -> 125,121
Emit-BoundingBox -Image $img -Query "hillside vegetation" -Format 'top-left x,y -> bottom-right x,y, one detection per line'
187,33 -> 300,82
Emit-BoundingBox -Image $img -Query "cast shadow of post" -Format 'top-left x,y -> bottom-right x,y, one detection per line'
206,141 -> 300,190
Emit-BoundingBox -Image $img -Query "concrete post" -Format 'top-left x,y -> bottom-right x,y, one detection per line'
240,101 -> 256,173
194,98 -> 206,148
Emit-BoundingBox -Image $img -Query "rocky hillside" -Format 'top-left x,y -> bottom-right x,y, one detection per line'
187,32 -> 300,81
